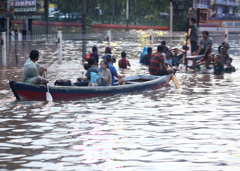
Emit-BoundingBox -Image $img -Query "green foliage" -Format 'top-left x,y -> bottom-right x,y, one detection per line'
51,0 -> 190,31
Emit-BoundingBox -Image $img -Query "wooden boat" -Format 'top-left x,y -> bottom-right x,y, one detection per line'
9,75 -> 172,101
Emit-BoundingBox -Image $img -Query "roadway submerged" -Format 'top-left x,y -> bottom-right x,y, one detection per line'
0,31 -> 240,170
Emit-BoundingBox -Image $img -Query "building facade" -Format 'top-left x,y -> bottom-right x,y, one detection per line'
193,0 -> 239,20
193,0 -> 240,31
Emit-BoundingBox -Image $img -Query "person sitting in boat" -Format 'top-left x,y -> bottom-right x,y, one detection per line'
102,46 -> 116,63
172,48 -> 182,67
97,60 -> 112,86
219,46 -> 229,65
141,47 -> 152,65
81,57 -> 99,82
149,45 -> 173,76
214,55 -> 224,75
90,46 -> 99,66
197,31 -> 213,69
23,50 -> 48,84
74,63 -> 90,86
106,55 -> 125,85
165,51 -> 173,67
224,58 -> 236,73
140,47 -> 148,63
118,51 -> 131,69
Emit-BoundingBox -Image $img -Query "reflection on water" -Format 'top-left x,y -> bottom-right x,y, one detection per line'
0,32 -> 240,170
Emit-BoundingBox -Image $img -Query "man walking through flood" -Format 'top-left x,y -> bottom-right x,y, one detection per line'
189,18 -> 198,54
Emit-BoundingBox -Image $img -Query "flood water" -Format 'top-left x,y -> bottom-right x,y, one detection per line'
0,31 -> 240,171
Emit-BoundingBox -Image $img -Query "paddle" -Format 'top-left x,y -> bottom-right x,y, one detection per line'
168,65 -> 179,89
44,72 -> 53,101
172,74 -> 180,89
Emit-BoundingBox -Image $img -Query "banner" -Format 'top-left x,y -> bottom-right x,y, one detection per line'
9,0 -> 36,12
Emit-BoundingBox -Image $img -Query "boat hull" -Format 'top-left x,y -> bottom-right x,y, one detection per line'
9,75 -> 172,101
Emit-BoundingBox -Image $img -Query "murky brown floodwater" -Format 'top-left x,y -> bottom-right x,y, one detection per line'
0,31 -> 240,171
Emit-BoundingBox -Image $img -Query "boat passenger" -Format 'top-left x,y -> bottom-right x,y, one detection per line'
90,46 -> 99,66
140,47 -> 148,63
224,58 -> 236,73
98,60 -> 112,86
197,31 -> 213,69
165,51 -> 173,67
118,51 -> 131,69
140,47 -> 152,65
106,55 -> 125,85
102,46 -> 116,63
74,63 -> 90,86
214,55 -> 224,75
219,46 -> 229,65
82,57 -> 99,82
23,50 -> 48,84
149,45 -> 173,76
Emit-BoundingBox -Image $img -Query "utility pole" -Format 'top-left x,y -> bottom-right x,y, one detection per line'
82,0 -> 87,61
7,0 -> 9,42
44,0 -> 49,38
126,0 -> 129,31
169,0 -> 173,49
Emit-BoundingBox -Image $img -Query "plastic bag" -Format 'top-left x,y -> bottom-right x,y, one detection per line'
90,72 -> 102,84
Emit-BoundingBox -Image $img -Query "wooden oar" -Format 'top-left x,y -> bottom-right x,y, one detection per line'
168,65 -> 179,89
172,74 -> 180,89
44,72 -> 53,101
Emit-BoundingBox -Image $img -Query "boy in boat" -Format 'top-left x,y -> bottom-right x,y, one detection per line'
214,55 -> 224,75
140,47 -> 152,65
23,50 -> 48,84
149,45 -> 173,76
118,51 -> 131,69
106,55 -> 125,85
224,58 -> 236,73
197,31 -> 213,69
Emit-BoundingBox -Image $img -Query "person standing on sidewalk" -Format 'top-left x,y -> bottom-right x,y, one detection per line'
189,18 -> 198,54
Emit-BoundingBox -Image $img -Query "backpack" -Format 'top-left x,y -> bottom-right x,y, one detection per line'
54,79 -> 72,86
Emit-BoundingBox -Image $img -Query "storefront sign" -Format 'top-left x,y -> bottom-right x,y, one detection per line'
9,0 -> 36,12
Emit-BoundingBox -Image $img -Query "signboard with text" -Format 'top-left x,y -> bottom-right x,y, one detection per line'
9,0 -> 36,12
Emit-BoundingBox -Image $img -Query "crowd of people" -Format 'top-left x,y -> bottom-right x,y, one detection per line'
22,27 -> 236,86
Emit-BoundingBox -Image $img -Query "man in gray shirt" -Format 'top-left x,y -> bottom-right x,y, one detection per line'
23,50 -> 48,84
197,31 -> 213,68
189,18 -> 198,53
